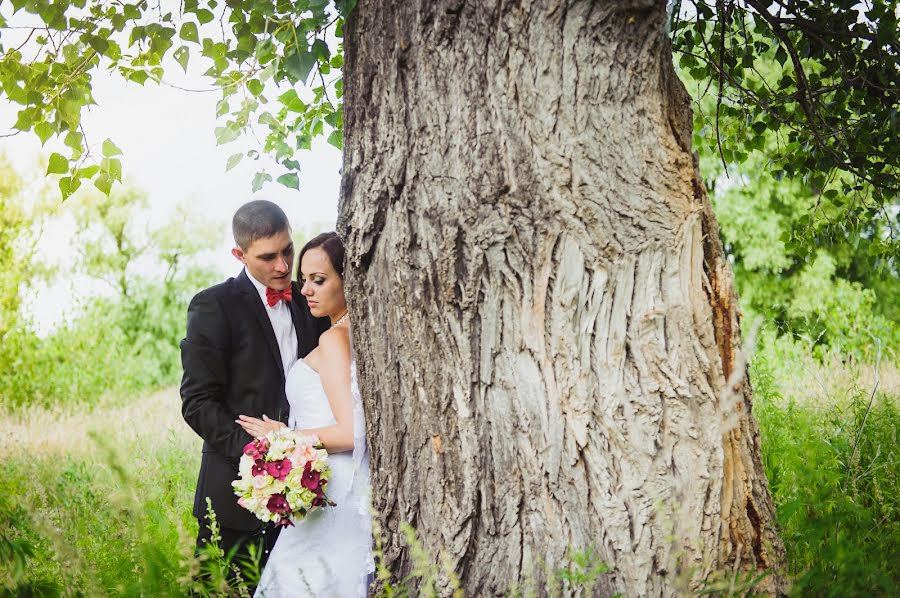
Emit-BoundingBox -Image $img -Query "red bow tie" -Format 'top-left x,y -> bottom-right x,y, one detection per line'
265,286 -> 292,307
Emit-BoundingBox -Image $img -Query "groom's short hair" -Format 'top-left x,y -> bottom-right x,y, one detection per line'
232,200 -> 291,249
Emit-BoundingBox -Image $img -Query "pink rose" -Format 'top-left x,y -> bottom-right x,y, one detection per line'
301,445 -> 318,462
252,475 -> 270,489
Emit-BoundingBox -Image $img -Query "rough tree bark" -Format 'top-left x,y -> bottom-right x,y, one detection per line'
337,1 -> 786,595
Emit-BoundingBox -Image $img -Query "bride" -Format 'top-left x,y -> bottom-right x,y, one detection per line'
237,232 -> 374,597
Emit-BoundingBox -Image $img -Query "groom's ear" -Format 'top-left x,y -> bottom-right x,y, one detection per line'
231,246 -> 246,263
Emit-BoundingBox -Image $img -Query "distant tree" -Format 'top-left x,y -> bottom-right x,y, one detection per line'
0,157 -> 29,338
683,60 -> 899,358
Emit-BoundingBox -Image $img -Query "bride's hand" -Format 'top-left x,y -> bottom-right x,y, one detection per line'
236,414 -> 287,438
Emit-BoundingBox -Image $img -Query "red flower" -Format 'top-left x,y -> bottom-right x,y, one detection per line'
264,458 -> 293,481
243,437 -> 270,459
267,493 -> 290,515
251,459 -> 267,476
301,462 -> 321,491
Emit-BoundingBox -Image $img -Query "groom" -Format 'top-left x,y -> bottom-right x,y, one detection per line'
180,200 -> 330,577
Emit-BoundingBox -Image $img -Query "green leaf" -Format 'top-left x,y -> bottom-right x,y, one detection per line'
47,153 -> 69,175
94,173 -> 113,195
311,39 -> 330,61
180,22 -> 199,43
59,176 -> 80,200
276,173 -> 300,190
327,129 -> 342,150
775,45 -> 787,66
174,46 -> 190,72
34,121 -> 54,145
255,39 -> 276,64
226,153 -> 243,171
129,70 -> 150,85
283,50 -> 316,85
216,99 -> 230,117
124,4 -> 141,20
64,130 -> 84,152
195,8 -> 214,24
103,157 -> 123,182
278,89 -> 306,112
215,125 -> 241,145
251,171 -> 272,192
77,165 -> 100,178
335,0 -> 357,16
102,138 -> 123,157
247,79 -> 264,97
86,35 -> 109,55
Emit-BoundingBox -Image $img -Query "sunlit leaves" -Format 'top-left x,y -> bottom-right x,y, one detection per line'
5,0 -> 349,196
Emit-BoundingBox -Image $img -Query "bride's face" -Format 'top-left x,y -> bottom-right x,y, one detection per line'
299,247 -> 346,321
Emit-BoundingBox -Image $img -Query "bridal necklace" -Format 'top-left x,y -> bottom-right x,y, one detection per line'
332,310 -> 349,328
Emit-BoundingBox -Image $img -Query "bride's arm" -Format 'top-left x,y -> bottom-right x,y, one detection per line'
236,327 -> 355,452
298,328 -> 355,452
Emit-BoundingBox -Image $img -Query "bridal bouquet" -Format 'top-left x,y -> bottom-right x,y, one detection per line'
232,428 -> 332,527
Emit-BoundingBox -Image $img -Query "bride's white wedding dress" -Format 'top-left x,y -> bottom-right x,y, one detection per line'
255,359 -> 374,597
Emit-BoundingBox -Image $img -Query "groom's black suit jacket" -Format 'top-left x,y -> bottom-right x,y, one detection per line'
180,269 -> 330,531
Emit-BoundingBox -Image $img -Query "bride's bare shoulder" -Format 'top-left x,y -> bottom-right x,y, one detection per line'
318,325 -> 351,355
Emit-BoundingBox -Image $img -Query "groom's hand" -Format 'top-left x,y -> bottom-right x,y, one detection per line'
236,414 -> 287,438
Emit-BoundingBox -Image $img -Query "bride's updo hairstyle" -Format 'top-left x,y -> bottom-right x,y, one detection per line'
298,231 -> 346,278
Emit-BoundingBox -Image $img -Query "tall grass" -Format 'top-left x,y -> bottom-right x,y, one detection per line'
0,389 -> 200,595
751,331 -> 899,596
0,341 -> 897,596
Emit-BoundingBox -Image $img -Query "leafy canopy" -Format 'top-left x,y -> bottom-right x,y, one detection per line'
0,0 -> 896,253
672,0 -> 899,259
0,0 -> 355,199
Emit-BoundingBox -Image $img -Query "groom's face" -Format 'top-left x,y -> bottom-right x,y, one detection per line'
231,229 -> 295,291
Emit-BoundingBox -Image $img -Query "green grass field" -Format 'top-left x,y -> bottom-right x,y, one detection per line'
1,350 -> 897,596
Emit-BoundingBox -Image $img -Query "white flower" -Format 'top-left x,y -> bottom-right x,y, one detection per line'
239,455 -> 255,477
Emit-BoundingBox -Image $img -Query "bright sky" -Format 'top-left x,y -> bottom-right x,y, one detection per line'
0,10 -> 343,330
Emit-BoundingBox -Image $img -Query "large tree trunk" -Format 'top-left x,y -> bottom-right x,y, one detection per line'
337,1 -> 785,595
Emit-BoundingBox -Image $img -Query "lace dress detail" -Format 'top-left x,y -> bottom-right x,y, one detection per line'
255,359 -> 374,598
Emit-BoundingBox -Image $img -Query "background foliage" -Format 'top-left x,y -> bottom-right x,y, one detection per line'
0,155 -> 218,409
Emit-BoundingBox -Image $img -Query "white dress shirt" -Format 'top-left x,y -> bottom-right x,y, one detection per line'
246,268 -> 298,377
